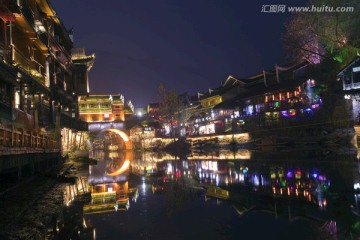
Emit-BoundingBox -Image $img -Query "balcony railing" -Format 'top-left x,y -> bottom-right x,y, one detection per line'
12,108 -> 33,130
79,107 -> 112,114
344,82 -> 360,90
12,46 -> 45,85
0,125 -> 59,149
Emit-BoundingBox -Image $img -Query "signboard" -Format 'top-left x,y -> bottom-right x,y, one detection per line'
353,66 -> 360,72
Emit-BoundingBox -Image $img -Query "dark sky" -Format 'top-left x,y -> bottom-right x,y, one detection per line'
52,0 -> 303,107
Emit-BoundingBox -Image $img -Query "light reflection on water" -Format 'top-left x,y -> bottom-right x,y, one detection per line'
74,146 -> 360,239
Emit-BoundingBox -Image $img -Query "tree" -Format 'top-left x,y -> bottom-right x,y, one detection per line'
283,0 -> 359,128
158,84 -> 192,139
283,0 -> 360,67
158,84 -> 180,140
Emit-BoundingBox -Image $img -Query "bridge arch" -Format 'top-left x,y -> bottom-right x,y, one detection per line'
103,128 -> 133,150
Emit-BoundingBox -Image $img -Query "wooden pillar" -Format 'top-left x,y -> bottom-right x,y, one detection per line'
30,131 -> 33,147
19,83 -> 24,111
11,125 -> 14,146
21,128 -> 25,147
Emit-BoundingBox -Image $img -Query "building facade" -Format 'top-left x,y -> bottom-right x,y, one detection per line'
0,0 -> 93,133
79,94 -> 126,123
337,56 -> 360,123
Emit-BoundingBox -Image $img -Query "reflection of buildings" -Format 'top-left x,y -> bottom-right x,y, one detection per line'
131,151 -> 174,175
83,182 -> 132,214
88,150 -> 130,184
64,177 -> 90,206
151,158 -> 334,210
84,149 -> 138,214
189,149 -> 252,160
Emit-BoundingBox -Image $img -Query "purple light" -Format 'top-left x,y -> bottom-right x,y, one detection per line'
311,104 -> 319,109
312,173 -> 318,178
281,110 -> 289,117
287,171 -> 293,178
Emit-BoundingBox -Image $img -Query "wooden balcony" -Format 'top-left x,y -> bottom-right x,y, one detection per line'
12,46 -> 46,86
0,125 -> 59,153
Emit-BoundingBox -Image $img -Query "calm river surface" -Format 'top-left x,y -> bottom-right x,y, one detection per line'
67,145 -> 360,240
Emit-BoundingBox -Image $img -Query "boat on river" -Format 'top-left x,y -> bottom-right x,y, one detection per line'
206,186 -> 229,200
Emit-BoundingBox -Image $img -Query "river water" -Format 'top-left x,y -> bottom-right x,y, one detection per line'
54,143 -> 360,240
4,144 -> 360,239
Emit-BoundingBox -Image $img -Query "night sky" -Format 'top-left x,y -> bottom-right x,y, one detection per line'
52,0 -> 305,107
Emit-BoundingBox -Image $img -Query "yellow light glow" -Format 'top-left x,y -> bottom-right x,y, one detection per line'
107,129 -> 129,142
106,160 -> 130,176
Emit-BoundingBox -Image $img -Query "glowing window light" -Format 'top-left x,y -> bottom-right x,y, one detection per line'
238,173 -> 244,182
289,109 -> 296,116
253,175 -> 259,186
354,183 -> 360,190
281,110 -> 289,117
261,175 -> 266,186
167,164 -> 173,174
